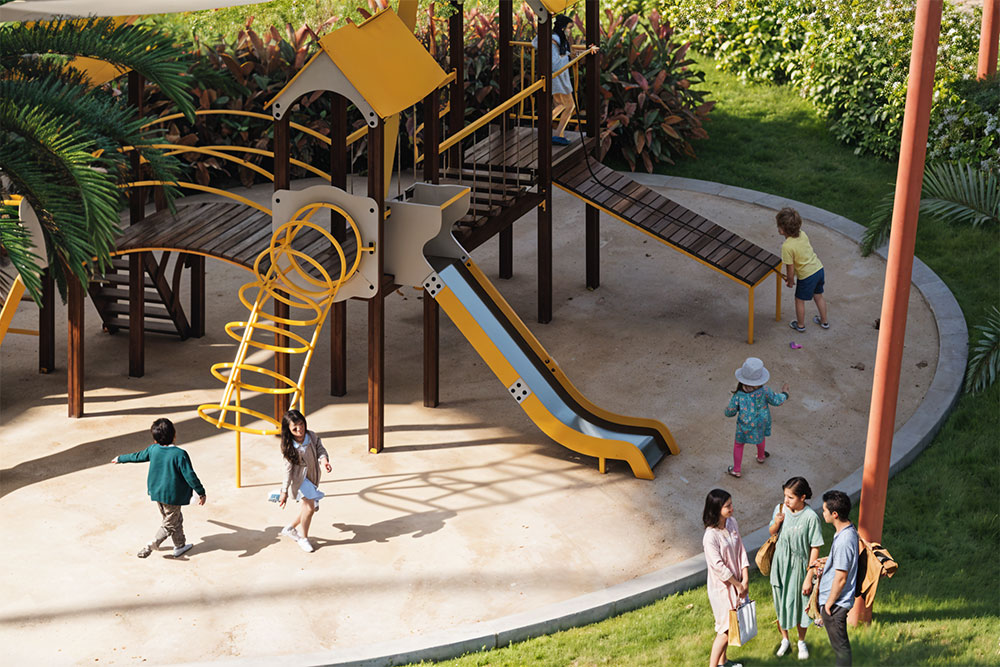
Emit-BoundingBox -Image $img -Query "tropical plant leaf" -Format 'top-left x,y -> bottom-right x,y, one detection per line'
862,161 -> 998,257
920,161 -> 999,228
861,187 -> 895,256
965,306 -> 1000,394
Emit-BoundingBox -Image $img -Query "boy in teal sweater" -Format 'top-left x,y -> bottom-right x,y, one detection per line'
112,418 -> 206,558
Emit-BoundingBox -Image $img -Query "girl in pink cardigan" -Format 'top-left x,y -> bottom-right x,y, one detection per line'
278,410 -> 331,553
703,488 -> 750,667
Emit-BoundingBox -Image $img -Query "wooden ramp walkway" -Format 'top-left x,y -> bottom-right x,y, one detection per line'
425,125 -> 781,341
551,150 -> 782,343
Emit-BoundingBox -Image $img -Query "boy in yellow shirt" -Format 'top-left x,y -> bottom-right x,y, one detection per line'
777,208 -> 829,332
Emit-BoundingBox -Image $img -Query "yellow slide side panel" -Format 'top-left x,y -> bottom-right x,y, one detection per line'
0,275 -> 26,348
464,260 -> 678,455
434,284 -> 654,479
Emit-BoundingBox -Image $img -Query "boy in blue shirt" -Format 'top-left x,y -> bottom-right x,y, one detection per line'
814,489 -> 859,666
112,418 -> 206,558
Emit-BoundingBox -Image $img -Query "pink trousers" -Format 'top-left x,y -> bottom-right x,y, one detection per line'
733,438 -> 766,473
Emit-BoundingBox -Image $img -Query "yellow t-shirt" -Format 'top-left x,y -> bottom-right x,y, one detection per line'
781,231 -> 823,280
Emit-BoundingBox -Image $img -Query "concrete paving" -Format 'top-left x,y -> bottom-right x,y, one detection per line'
0,176 -> 946,665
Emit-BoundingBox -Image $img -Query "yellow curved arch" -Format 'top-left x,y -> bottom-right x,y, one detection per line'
121,181 -> 271,215
142,109 -> 332,146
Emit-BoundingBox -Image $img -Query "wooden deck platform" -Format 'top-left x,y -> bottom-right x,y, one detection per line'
112,201 -> 359,280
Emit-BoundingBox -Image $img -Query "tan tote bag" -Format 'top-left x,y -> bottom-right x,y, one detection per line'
755,503 -> 783,576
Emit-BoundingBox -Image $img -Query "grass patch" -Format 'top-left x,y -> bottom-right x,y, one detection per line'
413,56 -> 1000,666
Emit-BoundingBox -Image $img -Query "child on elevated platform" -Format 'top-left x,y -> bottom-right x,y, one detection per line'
724,357 -> 789,478
777,207 -> 830,332
532,14 -> 598,146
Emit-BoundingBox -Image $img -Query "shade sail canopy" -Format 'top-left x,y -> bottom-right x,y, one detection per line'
0,0 -> 272,22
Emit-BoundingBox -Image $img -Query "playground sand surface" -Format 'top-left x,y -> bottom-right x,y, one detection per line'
0,178 -> 939,665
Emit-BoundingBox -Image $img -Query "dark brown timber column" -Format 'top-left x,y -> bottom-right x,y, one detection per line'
330,94 -> 348,397
127,71 -> 145,378
537,14 -> 553,324
189,255 -> 206,337
273,114 -> 291,419
367,120 -> 386,453
39,268 -> 54,373
498,1 -> 514,280
448,1 -> 465,170
585,0 -> 601,289
423,88 -> 441,408
67,274 -> 84,417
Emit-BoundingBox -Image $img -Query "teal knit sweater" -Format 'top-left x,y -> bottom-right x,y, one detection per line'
118,444 -> 205,506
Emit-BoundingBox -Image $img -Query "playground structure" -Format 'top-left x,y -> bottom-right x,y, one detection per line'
2,0 -> 795,480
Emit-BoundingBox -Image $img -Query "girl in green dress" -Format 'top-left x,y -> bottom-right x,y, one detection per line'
769,476 -> 824,659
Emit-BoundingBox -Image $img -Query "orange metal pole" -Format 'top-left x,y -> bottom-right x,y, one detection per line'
979,0 -> 999,79
851,0 -> 943,627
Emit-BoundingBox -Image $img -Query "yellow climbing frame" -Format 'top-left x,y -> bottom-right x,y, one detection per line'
196,205 -> 374,486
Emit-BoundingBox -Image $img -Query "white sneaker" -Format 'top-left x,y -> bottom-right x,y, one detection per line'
776,637 -> 791,657
172,544 -> 193,557
297,537 -> 314,553
797,640 -> 809,660
280,525 -> 300,540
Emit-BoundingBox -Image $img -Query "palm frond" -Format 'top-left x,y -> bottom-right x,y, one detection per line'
0,18 -> 196,119
1,76 -> 187,193
965,306 -> 1000,394
861,162 -> 998,257
0,203 -> 46,302
920,161 -> 1000,228
862,186 -> 895,256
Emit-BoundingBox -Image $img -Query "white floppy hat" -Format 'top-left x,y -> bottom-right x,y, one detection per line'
735,357 -> 769,386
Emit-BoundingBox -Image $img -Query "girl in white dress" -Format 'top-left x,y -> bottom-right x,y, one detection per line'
278,410 -> 331,553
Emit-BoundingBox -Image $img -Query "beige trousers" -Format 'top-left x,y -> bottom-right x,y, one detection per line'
152,502 -> 185,548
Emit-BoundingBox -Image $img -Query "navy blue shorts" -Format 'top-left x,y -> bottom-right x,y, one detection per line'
795,267 -> 825,301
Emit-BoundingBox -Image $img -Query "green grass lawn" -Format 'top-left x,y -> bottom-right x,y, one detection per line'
411,55 -> 1000,666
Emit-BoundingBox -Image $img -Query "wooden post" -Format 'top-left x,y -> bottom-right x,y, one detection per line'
38,268 -> 55,373
498,0 -> 514,280
979,0 -> 999,79
423,88 -> 441,408
851,0 -> 943,627
584,0 -> 601,290
127,71 -> 145,378
368,120 -> 386,454
448,2 -> 465,170
273,114 -> 291,419
330,94 -> 348,397
537,14 -> 553,324
128,252 -> 145,377
189,254 -> 206,338
67,275 -> 84,418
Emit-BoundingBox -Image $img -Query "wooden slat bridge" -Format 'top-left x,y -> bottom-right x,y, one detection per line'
110,201 -> 359,275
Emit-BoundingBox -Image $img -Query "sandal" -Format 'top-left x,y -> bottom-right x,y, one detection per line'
137,545 -> 153,559
813,315 -> 830,329
757,451 -> 770,463
789,320 -> 806,333
727,465 -> 741,478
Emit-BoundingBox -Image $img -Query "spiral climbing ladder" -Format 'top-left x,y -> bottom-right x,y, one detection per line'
197,185 -> 379,484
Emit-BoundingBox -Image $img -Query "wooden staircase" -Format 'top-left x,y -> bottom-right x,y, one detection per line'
88,253 -> 192,338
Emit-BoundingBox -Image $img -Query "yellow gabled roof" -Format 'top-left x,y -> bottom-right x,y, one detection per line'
67,56 -> 130,86
317,10 -> 447,119
537,0 -> 580,13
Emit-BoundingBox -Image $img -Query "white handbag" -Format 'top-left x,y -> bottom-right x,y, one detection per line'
728,598 -> 758,647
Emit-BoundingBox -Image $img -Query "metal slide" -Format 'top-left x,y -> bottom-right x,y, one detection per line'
425,254 -> 678,479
